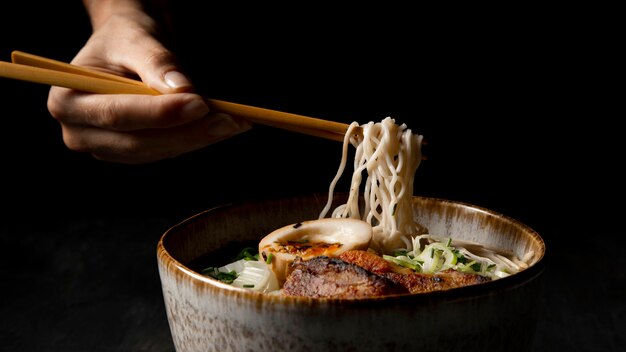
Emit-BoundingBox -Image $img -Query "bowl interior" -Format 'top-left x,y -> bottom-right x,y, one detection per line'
161,192 -> 545,288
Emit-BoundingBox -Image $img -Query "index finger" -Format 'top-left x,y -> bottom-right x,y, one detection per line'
47,88 -> 211,131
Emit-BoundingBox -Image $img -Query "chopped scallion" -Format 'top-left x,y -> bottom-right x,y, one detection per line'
470,262 -> 482,272
201,268 -> 238,284
234,247 -> 259,261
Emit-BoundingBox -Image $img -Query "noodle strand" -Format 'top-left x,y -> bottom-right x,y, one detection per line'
320,117 -> 423,253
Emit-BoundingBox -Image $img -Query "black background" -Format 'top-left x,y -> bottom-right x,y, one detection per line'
1,2 -> 622,351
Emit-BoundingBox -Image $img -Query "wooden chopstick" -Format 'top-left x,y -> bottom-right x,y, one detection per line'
10,50 -> 153,88
2,51 -> 357,142
0,59 -> 157,95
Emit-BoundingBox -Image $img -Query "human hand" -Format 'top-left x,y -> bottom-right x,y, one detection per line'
47,2 -> 251,164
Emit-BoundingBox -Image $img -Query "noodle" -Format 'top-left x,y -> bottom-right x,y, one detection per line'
319,117 -> 424,253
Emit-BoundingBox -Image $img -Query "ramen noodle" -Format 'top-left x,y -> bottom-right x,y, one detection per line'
319,116 -> 424,253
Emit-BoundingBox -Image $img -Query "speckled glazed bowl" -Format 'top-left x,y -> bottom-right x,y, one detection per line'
157,193 -> 545,352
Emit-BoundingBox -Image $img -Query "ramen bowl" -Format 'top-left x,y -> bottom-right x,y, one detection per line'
157,193 -> 545,352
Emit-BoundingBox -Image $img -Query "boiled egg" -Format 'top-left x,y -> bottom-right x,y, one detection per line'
258,218 -> 373,285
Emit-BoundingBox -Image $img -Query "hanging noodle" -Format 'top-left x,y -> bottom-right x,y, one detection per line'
319,117 -> 425,254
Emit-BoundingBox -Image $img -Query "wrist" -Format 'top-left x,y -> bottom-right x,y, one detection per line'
82,0 -> 147,30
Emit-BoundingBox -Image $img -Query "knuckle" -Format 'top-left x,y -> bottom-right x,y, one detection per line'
144,50 -> 175,70
61,128 -> 88,153
93,100 -> 125,130
118,136 -> 144,155
47,92 -> 68,121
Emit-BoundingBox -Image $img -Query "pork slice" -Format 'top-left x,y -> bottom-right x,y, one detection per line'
339,249 -> 413,274
384,269 -> 491,294
339,249 -> 491,294
282,256 -> 408,299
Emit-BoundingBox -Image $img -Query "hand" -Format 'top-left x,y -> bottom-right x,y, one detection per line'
47,1 -> 251,164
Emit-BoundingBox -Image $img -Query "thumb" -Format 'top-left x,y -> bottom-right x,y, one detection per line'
125,38 -> 194,94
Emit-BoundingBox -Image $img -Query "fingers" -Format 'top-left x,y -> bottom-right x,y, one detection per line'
48,89 -> 210,131
50,89 -> 254,163
74,13 -> 193,94
61,113 -> 252,164
110,33 -> 193,94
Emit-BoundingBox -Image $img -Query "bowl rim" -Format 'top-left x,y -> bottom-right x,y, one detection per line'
157,194 -> 546,306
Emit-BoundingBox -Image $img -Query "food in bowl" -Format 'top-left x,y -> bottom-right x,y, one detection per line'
192,117 -> 535,299
196,216 -> 533,298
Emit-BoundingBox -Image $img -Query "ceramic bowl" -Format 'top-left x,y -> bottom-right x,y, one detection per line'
157,193 -> 545,352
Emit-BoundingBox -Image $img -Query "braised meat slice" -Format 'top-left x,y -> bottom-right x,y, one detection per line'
339,250 -> 491,294
282,256 -> 408,299
383,269 -> 491,294
339,249 -> 413,274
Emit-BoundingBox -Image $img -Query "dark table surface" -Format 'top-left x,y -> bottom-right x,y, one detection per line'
1,3 -> 623,351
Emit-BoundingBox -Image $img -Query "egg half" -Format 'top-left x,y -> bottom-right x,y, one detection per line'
258,218 -> 373,285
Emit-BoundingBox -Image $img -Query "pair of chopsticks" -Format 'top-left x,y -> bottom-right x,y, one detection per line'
0,51 -> 356,142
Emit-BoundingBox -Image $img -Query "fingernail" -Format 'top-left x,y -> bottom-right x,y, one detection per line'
182,99 -> 210,119
208,113 -> 245,137
164,71 -> 192,89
